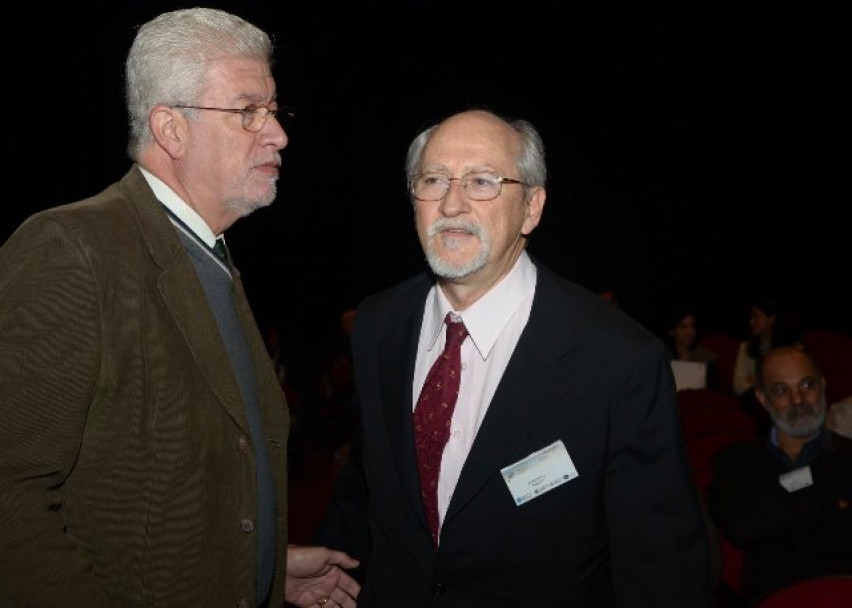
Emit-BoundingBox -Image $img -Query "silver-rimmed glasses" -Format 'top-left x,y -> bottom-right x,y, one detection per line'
411,170 -> 528,201
171,103 -> 294,133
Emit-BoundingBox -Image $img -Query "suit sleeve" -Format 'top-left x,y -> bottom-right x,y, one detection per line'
0,217 -> 112,607
605,339 -> 715,607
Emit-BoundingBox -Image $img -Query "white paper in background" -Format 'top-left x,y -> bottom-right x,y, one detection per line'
671,360 -> 707,391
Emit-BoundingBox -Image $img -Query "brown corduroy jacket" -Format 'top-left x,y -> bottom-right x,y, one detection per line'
0,165 -> 290,608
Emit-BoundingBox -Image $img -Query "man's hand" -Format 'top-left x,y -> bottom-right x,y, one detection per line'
284,545 -> 361,608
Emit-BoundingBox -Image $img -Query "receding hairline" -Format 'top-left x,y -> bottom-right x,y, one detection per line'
426,110 -> 525,158
757,346 -> 819,385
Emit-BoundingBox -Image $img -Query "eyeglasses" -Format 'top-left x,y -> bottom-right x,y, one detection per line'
411,171 -> 529,201
171,103 -> 293,133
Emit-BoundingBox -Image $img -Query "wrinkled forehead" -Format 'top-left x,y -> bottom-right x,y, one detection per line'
424,112 -> 520,169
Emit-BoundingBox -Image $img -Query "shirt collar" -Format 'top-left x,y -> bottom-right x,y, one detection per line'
139,166 -> 219,248
768,424 -> 830,469
424,251 -> 536,360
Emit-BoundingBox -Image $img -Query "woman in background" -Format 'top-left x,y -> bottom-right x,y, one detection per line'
732,297 -> 802,431
662,307 -> 719,390
732,298 -> 802,397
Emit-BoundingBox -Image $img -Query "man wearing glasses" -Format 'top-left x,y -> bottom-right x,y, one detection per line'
708,346 -> 852,603
316,109 -> 714,606
0,8 -> 358,608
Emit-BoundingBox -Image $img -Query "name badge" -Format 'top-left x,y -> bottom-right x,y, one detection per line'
778,466 -> 813,493
501,440 -> 579,506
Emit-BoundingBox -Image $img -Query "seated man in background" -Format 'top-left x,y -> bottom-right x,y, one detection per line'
707,346 -> 852,603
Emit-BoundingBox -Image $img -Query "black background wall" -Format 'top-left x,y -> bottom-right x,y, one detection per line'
9,1 -> 851,344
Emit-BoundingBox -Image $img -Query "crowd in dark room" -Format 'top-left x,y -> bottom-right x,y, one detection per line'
8,2 -> 851,606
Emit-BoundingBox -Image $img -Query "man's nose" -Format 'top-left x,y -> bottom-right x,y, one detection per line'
789,386 -> 806,404
438,179 -> 471,216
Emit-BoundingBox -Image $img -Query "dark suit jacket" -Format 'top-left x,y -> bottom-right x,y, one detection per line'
317,260 -> 714,607
0,166 -> 290,608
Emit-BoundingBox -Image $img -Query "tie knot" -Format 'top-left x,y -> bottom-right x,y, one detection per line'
444,314 -> 469,350
212,237 -> 228,263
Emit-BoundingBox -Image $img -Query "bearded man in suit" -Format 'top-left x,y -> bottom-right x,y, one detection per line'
316,108 -> 713,607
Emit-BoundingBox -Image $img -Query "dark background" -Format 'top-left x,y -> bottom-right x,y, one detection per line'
10,1 -> 851,350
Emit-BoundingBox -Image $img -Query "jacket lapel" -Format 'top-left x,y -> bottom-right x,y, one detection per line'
444,271 -> 578,523
378,275 -> 432,523
121,166 -> 249,432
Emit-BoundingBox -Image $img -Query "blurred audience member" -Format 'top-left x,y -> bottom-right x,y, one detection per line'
733,298 -> 802,397
733,297 -> 802,430
264,321 -> 290,389
708,346 -> 852,603
597,286 -> 620,307
662,307 -> 719,391
827,395 -> 852,440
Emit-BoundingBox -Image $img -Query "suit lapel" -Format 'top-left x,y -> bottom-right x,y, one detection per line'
121,167 -> 249,432
445,272 -> 577,523
157,263 -> 248,431
378,276 -> 432,524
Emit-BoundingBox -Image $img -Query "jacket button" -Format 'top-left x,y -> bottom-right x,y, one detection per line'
240,518 -> 255,533
237,435 -> 250,454
432,582 -> 446,595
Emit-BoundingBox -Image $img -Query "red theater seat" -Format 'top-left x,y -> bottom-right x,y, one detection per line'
751,574 -> 852,608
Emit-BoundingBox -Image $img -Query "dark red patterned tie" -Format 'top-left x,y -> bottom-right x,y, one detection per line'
413,313 -> 469,548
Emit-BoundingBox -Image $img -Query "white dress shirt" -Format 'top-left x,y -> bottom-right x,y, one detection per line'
413,251 -> 537,531
139,166 -> 230,274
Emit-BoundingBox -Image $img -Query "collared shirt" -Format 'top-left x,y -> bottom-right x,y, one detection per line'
139,166 -> 229,275
768,425 -> 831,470
413,250 -> 537,527
139,166 -> 221,249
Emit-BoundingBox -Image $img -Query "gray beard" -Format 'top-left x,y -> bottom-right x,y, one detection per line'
770,396 -> 827,439
425,219 -> 490,279
226,179 -> 277,218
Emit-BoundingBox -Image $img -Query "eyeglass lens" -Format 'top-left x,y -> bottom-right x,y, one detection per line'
414,172 -> 505,201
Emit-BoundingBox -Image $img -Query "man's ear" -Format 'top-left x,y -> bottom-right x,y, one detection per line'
149,105 -> 187,159
521,186 -> 546,236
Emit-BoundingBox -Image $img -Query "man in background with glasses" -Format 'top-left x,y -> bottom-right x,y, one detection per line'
0,8 -> 358,608
708,346 -> 852,603
315,109 -> 714,606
